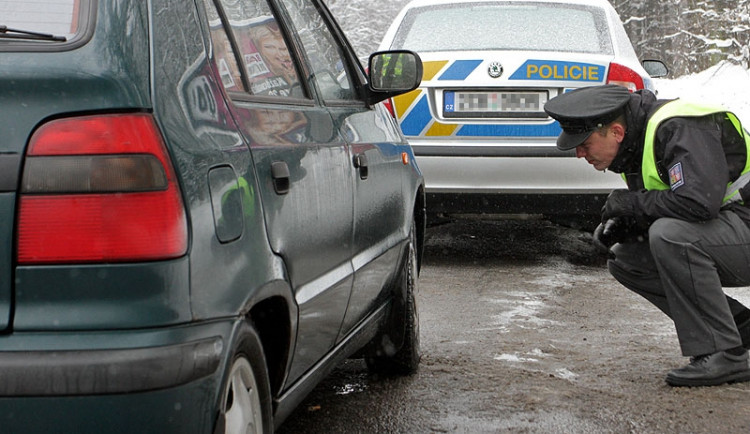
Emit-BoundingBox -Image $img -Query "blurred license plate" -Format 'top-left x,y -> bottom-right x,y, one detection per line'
444,90 -> 548,118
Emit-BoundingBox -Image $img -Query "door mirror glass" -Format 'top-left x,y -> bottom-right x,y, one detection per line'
643,59 -> 668,78
369,51 -> 422,92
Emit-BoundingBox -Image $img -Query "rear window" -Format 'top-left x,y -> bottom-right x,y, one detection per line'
391,1 -> 612,55
0,0 -> 89,43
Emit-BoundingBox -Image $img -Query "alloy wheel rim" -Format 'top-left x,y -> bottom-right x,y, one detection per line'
224,357 -> 263,434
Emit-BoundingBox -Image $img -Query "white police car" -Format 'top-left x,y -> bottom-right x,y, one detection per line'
379,0 -> 666,228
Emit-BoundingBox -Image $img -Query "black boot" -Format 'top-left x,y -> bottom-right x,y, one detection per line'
666,350 -> 750,387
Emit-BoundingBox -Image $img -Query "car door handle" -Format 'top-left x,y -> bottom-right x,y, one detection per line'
271,161 -> 290,195
353,153 -> 368,180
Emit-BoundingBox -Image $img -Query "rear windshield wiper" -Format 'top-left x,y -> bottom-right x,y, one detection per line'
0,25 -> 66,42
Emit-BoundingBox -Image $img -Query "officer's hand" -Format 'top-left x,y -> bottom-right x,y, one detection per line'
601,189 -> 637,221
593,217 -> 648,253
592,218 -> 621,253
592,222 -> 611,254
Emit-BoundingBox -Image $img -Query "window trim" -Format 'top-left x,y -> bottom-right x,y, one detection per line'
308,0 -> 370,101
270,0 -> 369,108
226,91 -> 315,107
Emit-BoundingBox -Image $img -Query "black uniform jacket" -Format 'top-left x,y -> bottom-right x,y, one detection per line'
607,90 -> 750,226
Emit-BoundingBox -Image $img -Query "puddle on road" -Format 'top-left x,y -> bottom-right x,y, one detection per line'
334,382 -> 368,395
554,368 -> 578,380
494,350 -> 580,382
494,353 -> 540,363
479,289 -> 558,333
494,348 -> 548,363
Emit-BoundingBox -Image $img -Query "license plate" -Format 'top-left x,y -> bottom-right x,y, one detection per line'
444,90 -> 548,118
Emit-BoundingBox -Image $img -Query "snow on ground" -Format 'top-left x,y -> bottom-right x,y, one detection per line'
653,61 -> 750,124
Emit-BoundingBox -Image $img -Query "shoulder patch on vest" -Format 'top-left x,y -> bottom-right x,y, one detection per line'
669,162 -> 685,190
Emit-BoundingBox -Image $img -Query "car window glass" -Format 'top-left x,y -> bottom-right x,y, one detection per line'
392,2 -> 612,55
210,0 -> 304,98
276,0 -> 357,102
0,0 -> 84,40
203,0 -> 246,92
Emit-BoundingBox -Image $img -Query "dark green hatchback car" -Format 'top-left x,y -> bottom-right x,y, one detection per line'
0,1 -> 425,432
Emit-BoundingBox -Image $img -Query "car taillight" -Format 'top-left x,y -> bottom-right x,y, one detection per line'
606,62 -> 644,92
17,114 -> 188,264
383,98 -> 396,118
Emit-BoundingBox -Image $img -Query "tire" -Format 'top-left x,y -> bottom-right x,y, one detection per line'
366,220 -> 421,375
218,322 -> 273,434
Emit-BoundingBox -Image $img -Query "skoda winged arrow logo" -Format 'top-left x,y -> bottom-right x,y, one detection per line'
488,61 -> 503,78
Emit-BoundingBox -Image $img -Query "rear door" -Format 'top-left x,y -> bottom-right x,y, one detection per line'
202,0 -> 355,382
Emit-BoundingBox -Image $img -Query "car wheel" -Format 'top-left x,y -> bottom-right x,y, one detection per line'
219,323 -> 273,434
366,220 -> 421,375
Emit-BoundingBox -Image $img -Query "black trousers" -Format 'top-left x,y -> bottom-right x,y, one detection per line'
609,211 -> 750,356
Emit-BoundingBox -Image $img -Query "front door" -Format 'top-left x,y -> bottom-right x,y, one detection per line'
276,0 -> 410,339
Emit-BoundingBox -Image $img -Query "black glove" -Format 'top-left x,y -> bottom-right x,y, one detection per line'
601,189 -> 638,221
592,221 -> 610,253
592,217 -> 648,253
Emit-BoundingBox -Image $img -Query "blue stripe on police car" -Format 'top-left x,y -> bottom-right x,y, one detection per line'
438,60 -> 483,80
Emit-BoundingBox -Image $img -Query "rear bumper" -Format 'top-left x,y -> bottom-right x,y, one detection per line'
0,320 -> 233,397
0,320 -> 239,433
411,140 -> 626,217
0,337 -> 222,396
414,153 -> 625,195
0,379 -> 220,434
410,138 -> 625,194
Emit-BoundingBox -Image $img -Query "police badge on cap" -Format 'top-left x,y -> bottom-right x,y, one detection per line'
544,85 -> 631,151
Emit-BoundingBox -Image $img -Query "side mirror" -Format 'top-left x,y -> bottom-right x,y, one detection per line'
642,59 -> 668,78
366,50 -> 423,105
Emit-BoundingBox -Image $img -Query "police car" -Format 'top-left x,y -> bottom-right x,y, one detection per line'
379,0 -> 666,228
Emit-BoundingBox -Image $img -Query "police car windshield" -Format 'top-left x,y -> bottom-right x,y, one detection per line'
392,2 -> 613,54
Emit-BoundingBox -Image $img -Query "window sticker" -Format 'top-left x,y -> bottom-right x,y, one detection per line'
240,18 -> 299,97
218,58 -> 236,89
244,52 -> 270,78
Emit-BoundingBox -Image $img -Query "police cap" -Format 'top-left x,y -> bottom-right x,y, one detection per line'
544,85 -> 631,150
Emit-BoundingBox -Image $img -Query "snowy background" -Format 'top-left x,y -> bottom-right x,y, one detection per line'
325,0 -> 750,76
654,61 -> 750,126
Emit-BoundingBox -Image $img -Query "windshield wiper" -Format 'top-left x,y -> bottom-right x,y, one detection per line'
0,25 -> 66,42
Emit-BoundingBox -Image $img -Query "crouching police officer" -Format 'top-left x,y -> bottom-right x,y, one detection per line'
545,84 -> 750,387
